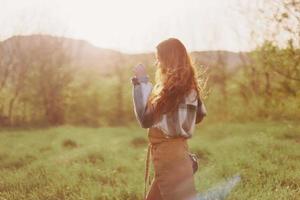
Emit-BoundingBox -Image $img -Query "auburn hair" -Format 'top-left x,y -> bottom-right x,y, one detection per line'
148,38 -> 203,120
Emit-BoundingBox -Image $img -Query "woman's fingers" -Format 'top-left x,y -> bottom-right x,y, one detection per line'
133,63 -> 147,77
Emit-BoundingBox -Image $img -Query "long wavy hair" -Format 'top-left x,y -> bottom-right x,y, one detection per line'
148,38 -> 203,120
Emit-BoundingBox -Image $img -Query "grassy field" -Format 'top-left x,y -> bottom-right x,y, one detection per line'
0,121 -> 299,200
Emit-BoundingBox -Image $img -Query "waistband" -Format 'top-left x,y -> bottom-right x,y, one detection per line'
147,127 -> 187,145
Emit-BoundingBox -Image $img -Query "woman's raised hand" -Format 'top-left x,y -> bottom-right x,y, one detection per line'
133,63 -> 147,78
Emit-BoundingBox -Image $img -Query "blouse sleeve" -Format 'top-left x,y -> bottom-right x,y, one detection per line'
195,98 -> 207,124
131,76 -> 157,128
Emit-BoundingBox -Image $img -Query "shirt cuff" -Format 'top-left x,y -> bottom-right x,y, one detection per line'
131,75 -> 149,85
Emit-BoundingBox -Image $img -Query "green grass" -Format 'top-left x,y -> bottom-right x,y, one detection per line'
0,122 -> 299,200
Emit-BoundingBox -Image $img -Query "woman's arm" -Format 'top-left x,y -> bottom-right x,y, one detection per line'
131,75 -> 157,128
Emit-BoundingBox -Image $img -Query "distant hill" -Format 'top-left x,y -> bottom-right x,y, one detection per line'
0,35 -> 123,75
0,35 -> 251,74
191,51 -> 251,71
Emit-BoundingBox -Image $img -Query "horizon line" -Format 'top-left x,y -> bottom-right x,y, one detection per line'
1,33 -> 254,54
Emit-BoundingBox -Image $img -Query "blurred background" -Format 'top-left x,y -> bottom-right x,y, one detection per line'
0,0 -> 299,199
0,0 -> 299,126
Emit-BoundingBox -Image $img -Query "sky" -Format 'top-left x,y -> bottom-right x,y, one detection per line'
0,0 -> 261,53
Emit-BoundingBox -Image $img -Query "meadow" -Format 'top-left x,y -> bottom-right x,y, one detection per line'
0,121 -> 299,200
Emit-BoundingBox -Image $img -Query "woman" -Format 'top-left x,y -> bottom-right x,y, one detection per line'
131,38 -> 207,200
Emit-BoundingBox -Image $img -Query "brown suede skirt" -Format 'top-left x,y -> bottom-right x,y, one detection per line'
144,127 -> 197,200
